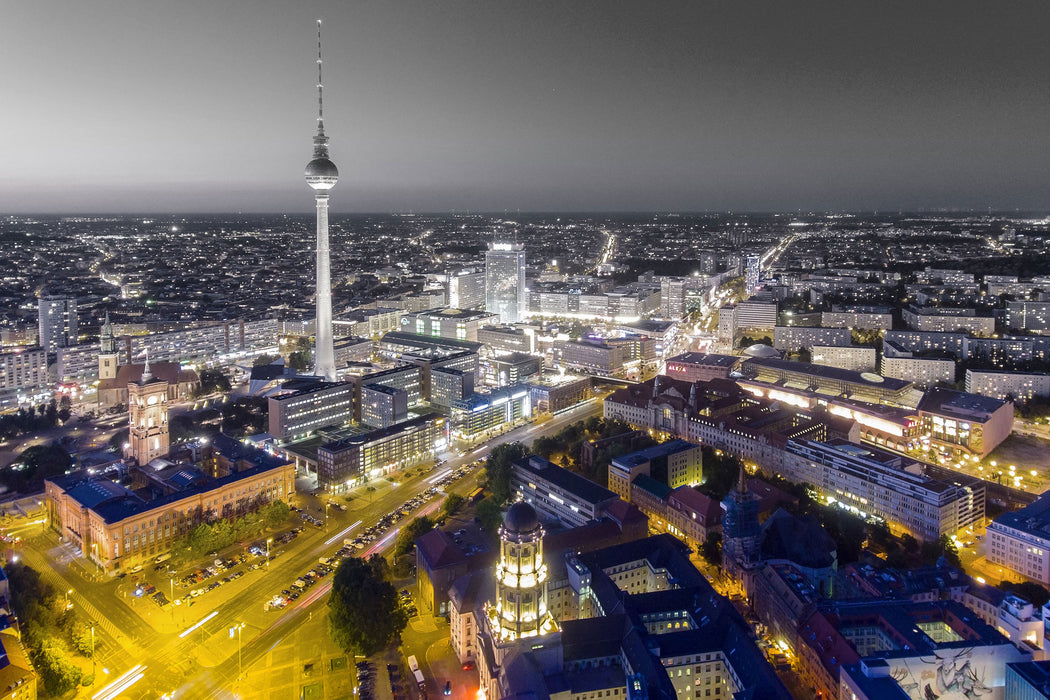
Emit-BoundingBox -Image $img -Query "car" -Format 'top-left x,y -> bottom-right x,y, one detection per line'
444,681 -> 452,696
462,660 -> 475,671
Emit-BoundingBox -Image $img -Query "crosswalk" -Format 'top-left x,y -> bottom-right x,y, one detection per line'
21,545 -> 142,656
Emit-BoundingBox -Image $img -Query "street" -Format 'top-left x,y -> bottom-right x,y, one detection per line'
21,397 -> 602,699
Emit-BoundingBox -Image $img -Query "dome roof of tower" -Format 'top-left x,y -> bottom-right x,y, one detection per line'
503,501 -> 540,534
305,157 -> 339,183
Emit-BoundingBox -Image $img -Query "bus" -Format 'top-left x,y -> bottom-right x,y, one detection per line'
468,487 -> 485,504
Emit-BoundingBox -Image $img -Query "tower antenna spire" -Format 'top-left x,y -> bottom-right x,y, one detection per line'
313,19 -> 329,158
304,18 -> 339,383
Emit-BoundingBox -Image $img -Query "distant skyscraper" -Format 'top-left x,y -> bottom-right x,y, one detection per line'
38,294 -> 77,355
485,242 -> 526,324
745,254 -> 761,295
305,20 -> 338,382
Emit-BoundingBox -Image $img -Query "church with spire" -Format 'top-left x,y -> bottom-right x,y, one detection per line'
96,314 -> 200,409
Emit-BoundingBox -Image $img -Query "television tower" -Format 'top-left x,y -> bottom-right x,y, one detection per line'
305,19 -> 338,381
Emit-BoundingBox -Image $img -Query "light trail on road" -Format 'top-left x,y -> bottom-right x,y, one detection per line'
93,664 -> 147,700
427,468 -> 453,484
324,519 -> 362,546
178,611 -> 217,639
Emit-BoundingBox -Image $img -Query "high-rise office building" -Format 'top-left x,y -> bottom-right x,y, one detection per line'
448,268 -> 486,309
485,242 -> 526,324
38,294 -> 77,355
745,254 -> 761,295
304,20 -> 338,382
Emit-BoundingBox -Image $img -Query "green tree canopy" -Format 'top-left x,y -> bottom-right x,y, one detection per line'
32,638 -> 82,696
474,497 -> 504,535
439,493 -> 466,520
394,515 -> 435,558
328,557 -> 407,656
481,442 -> 529,505
197,368 -> 231,395
1,443 -> 72,492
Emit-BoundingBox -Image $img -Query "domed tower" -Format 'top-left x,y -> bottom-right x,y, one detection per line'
305,19 -> 338,382
489,501 -> 557,642
126,351 -> 169,465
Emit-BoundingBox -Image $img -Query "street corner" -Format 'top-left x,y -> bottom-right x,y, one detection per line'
409,615 -> 438,634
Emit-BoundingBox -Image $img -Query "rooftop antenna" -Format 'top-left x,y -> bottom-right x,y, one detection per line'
313,19 -> 329,159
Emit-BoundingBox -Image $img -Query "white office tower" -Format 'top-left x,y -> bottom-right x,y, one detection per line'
304,20 -> 338,382
485,242 -> 526,324
745,254 -> 761,296
38,294 -> 77,355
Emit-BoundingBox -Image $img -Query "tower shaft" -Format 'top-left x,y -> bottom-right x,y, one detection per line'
314,193 -> 336,381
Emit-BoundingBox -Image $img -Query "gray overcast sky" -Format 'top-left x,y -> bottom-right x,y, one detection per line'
3,1 -> 1049,214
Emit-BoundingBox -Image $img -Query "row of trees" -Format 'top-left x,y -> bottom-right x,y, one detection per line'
530,416 -> 652,488
0,396 -> 73,441
168,501 -> 290,563
0,442 -> 73,494
7,563 -> 100,696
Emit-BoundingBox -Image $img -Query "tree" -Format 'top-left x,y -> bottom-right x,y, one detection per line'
394,516 -> 435,558
58,394 -> 72,422
999,581 -> 1050,608
288,350 -> 312,373
700,532 -> 722,567
439,493 -> 466,520
474,497 -> 504,535
262,500 -> 291,528
108,428 -> 129,451
328,557 -> 407,656
197,368 -> 231,395
32,638 -> 82,696
253,354 -> 280,367
480,442 -> 529,505
0,443 -> 72,492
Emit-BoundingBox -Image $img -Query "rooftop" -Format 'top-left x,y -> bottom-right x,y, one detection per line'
514,455 -> 618,507
611,439 -> 699,471
665,352 -> 738,367
917,386 -> 1010,420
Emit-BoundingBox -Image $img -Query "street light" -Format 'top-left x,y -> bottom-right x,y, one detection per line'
90,543 -> 100,574
66,589 -> 73,610
266,538 -> 273,569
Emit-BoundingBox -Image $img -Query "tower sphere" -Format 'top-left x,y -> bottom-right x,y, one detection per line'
305,157 -> 339,190
502,501 -> 541,536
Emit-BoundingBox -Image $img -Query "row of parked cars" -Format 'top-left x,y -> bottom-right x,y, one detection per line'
291,504 -> 328,527
265,559 -> 337,610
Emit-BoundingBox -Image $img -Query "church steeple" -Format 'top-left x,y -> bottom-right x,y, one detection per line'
98,311 -> 118,382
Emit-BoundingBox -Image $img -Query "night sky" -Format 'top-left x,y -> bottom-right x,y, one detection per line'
3,1 -> 1049,214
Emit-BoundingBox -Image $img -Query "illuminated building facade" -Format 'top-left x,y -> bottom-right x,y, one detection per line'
450,384 -> 531,442
916,387 -> 1013,458
45,443 -> 295,574
488,502 -> 557,642
784,439 -> 984,542
267,379 -> 354,440
314,412 -> 446,491
38,293 -> 77,355
485,242 -> 526,324
126,360 -> 169,465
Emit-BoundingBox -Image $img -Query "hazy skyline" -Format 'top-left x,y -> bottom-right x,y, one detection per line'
3,1 -> 1049,214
